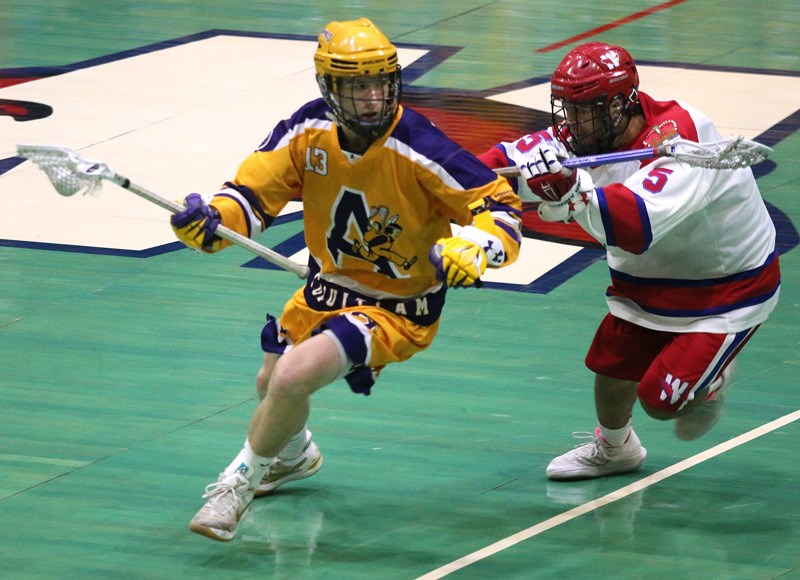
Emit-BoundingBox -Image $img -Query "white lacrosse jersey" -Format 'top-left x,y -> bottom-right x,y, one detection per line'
489,92 -> 780,333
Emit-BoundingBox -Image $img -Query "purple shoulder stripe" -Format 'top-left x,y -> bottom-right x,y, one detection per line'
393,106 -> 501,190
256,98 -> 330,152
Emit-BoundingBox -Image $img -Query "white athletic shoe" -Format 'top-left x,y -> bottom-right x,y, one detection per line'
546,427 -> 647,481
189,472 -> 254,542
254,441 -> 323,497
675,363 -> 734,441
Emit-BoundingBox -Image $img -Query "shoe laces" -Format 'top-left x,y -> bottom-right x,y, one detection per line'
202,473 -> 250,505
571,431 -> 597,444
570,431 -> 612,462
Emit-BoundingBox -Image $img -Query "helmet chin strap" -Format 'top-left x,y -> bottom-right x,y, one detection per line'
609,97 -> 644,151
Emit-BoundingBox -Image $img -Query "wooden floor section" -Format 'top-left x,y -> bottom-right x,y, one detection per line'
1,1 -> 799,578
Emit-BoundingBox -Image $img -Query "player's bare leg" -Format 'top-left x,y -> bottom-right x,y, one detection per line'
249,335 -> 341,457
595,375 -> 638,428
189,335 -> 341,540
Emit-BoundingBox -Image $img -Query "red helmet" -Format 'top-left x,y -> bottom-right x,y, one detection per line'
550,42 -> 640,155
551,42 -> 639,103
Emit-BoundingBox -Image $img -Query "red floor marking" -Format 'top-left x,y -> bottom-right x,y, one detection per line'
537,0 -> 689,53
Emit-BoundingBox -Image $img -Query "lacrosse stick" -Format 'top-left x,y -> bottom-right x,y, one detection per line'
16,144 -> 310,279
493,136 -> 773,177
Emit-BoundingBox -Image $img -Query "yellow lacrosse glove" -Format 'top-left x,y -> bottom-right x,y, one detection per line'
429,237 -> 487,288
170,193 -> 225,253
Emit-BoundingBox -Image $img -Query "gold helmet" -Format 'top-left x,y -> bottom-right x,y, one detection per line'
314,18 -> 402,140
314,17 -> 398,77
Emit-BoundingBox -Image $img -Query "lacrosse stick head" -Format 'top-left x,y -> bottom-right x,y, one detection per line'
666,137 -> 773,170
16,144 -> 110,197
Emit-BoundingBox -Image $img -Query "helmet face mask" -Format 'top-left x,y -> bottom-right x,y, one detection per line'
550,42 -> 639,156
314,18 -> 402,141
551,92 -> 633,156
318,70 -> 402,140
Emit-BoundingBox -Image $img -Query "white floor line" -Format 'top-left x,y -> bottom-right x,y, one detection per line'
416,409 -> 800,580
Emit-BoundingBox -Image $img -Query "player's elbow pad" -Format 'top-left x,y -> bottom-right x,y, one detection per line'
456,225 -> 506,267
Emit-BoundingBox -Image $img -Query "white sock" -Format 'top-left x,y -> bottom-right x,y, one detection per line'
278,427 -> 311,462
222,438 -> 273,484
599,419 -> 632,447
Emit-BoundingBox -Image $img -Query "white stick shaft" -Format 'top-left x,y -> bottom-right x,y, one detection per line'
493,147 -> 662,177
492,136 -> 770,176
111,174 -> 310,278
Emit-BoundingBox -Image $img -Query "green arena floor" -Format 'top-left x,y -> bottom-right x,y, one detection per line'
1,1 -> 798,578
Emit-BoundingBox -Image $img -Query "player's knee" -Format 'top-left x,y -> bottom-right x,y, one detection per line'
256,366 -> 270,400
267,359 -> 315,400
256,353 -> 280,400
637,378 -> 679,420
639,398 -> 673,420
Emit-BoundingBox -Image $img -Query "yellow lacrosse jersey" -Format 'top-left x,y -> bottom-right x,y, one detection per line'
211,99 -> 521,310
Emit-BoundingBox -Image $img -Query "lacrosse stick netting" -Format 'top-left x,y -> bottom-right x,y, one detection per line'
18,145 -> 103,197
16,144 -> 310,278
663,137 -> 772,169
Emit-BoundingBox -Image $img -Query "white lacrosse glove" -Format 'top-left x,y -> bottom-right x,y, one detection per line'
536,169 -> 594,222
520,145 -> 594,223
